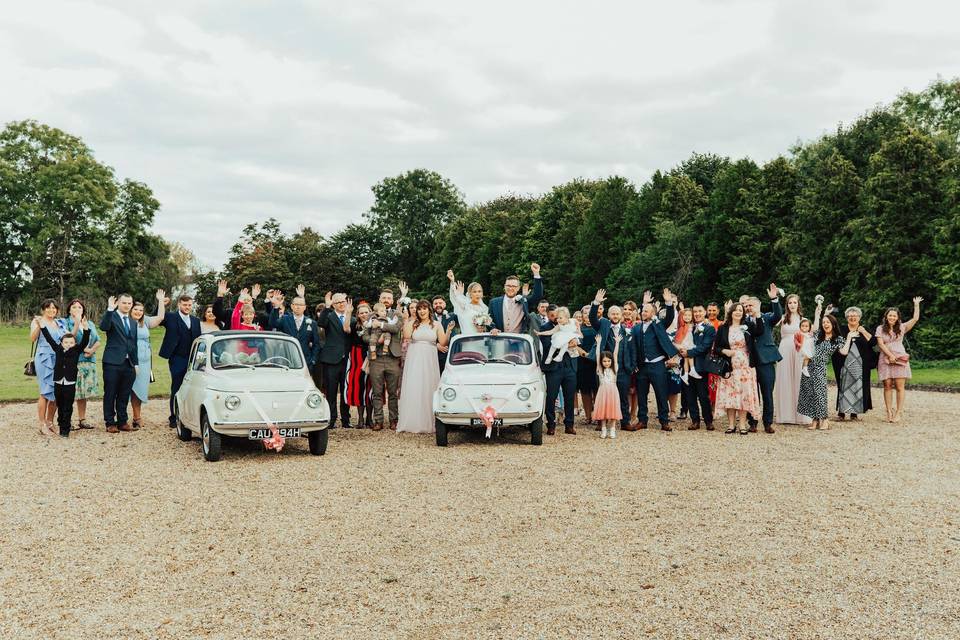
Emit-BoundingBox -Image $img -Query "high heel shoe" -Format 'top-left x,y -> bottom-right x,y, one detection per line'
724,426 -> 736,434
738,426 -> 749,435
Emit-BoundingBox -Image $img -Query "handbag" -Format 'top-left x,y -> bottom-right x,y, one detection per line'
24,338 -> 38,376
703,350 -> 731,378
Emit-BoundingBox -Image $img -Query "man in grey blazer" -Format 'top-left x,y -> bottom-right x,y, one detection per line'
745,283 -> 783,433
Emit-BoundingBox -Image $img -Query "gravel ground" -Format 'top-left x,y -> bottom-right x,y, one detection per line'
2,389 -> 958,640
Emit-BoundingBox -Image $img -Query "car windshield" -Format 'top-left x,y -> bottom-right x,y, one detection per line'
209,336 -> 305,370
449,335 -> 533,366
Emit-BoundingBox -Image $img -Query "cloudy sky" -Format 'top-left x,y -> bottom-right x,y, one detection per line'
3,1 -> 958,268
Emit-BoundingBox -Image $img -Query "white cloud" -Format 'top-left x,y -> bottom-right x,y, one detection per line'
1,0 -> 958,269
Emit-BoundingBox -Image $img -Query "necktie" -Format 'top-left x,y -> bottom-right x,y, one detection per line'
123,316 -> 130,335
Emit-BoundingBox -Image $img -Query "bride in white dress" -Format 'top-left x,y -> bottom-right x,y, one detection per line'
447,270 -> 490,336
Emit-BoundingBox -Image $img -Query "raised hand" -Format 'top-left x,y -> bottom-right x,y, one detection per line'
398,280 -> 409,299
724,299 -> 734,313
455,281 -> 465,296
156,288 -> 166,303
678,301 -> 685,311
217,279 -> 229,297
531,262 -> 541,277
107,295 -> 117,310
642,290 -> 653,305
324,291 -> 333,307
913,296 -> 924,305
594,288 -> 607,304
296,283 -> 305,298
825,304 -> 835,316
768,282 -> 779,299
447,270 -> 455,283
344,298 -> 354,315
662,288 -> 673,303
238,287 -> 250,303
522,283 -> 530,297
251,283 -> 262,299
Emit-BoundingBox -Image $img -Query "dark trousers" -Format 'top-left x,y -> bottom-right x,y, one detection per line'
55,382 -> 76,435
545,359 -> 577,428
102,361 -> 135,426
636,362 -> 670,425
616,372 -> 633,428
749,362 -> 776,427
685,375 -> 713,424
322,358 -> 350,426
438,351 -> 447,375
167,355 -> 189,424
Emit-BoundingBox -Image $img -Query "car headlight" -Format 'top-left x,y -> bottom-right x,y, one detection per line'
307,393 -> 323,409
442,387 -> 457,401
517,387 -> 531,401
224,395 -> 241,410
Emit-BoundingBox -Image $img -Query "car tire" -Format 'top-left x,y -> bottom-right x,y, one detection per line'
435,417 -> 448,447
530,417 -> 543,446
308,428 -> 328,456
174,401 -> 192,442
201,411 -> 222,462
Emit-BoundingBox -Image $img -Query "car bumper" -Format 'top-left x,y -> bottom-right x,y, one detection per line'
211,419 -> 329,437
434,411 -> 541,426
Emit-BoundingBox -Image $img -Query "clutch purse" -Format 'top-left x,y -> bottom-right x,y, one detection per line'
24,339 -> 37,377
896,354 -> 910,363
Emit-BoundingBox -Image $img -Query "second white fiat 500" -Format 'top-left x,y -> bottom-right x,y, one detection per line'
432,333 -> 545,446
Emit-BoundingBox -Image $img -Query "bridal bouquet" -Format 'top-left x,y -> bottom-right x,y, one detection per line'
473,313 -> 492,330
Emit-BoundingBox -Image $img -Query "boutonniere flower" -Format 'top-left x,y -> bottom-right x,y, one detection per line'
306,319 -> 313,326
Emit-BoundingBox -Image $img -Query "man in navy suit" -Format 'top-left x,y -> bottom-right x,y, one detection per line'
99,293 -> 139,433
630,294 -> 679,431
539,306 -> 580,436
744,283 -> 784,433
432,296 -> 457,374
158,290 -> 202,428
317,291 -> 356,428
589,289 -> 635,432
269,288 -> 321,368
489,263 -> 544,334
679,304 -> 717,430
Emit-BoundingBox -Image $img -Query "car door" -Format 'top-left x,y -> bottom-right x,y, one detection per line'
181,341 -> 206,427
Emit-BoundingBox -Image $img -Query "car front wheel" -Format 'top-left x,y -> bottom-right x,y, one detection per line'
530,417 -> 543,446
201,412 -> 222,462
308,428 -> 328,456
435,417 -> 448,447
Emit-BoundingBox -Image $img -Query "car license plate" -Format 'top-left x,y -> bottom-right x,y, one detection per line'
248,427 -> 302,439
470,418 -> 503,427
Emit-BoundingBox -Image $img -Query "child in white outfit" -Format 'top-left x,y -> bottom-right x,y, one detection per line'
798,317 -> 815,377
536,307 -> 580,363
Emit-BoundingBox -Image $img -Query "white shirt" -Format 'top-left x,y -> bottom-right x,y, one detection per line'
179,311 -> 192,329
295,314 -> 304,330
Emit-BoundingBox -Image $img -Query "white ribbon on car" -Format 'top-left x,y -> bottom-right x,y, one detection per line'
463,381 -> 524,439
243,389 -> 313,452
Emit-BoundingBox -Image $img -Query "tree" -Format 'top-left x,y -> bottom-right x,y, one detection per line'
364,169 -> 465,287
575,177 -> 637,303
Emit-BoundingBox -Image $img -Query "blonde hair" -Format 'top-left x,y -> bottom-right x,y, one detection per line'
372,302 -> 387,316
555,307 -> 571,322
241,303 -> 256,321
467,282 -> 483,295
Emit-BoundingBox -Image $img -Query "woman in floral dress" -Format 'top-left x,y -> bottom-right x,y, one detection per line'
714,302 -> 763,435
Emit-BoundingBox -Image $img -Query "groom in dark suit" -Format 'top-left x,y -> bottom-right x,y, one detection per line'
158,291 -> 202,428
317,292 -> 354,429
99,293 -> 139,433
490,263 -> 544,334
745,284 -> 783,433
630,297 -> 678,431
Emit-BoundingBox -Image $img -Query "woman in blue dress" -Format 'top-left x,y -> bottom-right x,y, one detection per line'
30,299 -> 66,436
30,298 -> 66,436
129,298 -> 165,429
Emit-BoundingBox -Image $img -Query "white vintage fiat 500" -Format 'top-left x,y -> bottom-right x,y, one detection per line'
173,331 -> 330,461
432,333 -> 545,446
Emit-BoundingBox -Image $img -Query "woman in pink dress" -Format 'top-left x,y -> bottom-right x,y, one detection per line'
876,297 -> 923,423
397,301 -> 452,434
774,294 -> 815,426
714,302 -> 762,435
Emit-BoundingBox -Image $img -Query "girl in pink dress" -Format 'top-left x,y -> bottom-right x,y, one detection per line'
714,303 -> 762,435
592,351 -> 622,439
876,297 -> 923,423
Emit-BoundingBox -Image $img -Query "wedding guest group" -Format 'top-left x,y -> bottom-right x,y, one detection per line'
28,265 -> 926,441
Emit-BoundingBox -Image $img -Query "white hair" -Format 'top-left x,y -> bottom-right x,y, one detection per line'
607,305 -> 622,315
845,306 -> 862,319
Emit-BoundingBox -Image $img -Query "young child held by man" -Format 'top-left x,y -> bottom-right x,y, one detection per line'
40,322 -> 91,437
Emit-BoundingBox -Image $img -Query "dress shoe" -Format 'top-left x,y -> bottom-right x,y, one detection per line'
118,423 -> 134,432
594,423 -> 602,431
106,425 -> 119,434
622,423 -> 638,432
546,426 -> 556,435
637,422 -> 648,430
688,421 -> 700,430
389,422 -> 397,431
341,421 -> 351,429
564,426 -> 577,435
660,421 -> 672,432
764,424 -> 775,434
372,424 -> 383,431
705,423 -> 715,431
748,425 -> 758,433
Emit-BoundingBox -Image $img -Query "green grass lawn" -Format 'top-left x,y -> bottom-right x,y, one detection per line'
3,326 -> 958,402
3,325 -> 171,403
